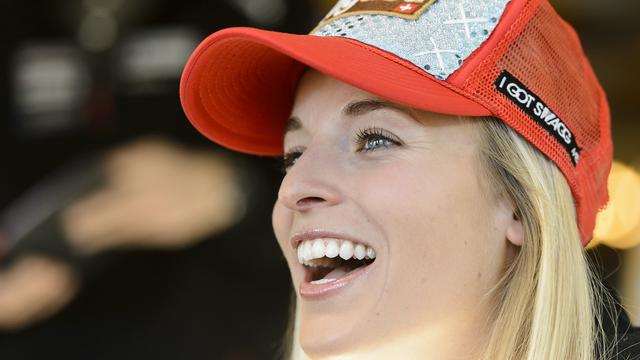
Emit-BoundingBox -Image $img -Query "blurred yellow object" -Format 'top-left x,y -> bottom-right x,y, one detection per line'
588,161 -> 640,249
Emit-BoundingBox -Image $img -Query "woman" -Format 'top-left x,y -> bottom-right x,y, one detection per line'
179,0 -> 639,358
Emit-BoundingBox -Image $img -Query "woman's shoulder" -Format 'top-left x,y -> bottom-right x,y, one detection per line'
613,328 -> 640,359
602,283 -> 640,359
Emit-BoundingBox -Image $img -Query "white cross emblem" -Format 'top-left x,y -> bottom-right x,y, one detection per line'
443,3 -> 488,39
414,37 -> 458,72
399,4 -> 414,12
323,0 -> 359,20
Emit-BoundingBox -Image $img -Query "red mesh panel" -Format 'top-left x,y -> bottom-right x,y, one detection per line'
462,0 -> 613,245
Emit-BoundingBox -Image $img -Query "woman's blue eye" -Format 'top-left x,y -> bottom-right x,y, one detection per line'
356,127 -> 402,152
363,136 -> 393,151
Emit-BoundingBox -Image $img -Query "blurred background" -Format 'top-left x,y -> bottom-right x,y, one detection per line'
0,0 -> 638,359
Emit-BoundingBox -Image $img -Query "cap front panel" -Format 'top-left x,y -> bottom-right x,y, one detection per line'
311,0 -> 510,80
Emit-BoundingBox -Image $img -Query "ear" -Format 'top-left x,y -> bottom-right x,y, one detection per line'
506,211 -> 524,247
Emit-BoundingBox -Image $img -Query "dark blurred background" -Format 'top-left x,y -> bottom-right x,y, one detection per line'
0,0 -> 638,359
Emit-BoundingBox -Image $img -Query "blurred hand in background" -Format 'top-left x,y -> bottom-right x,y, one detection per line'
62,137 -> 246,255
0,137 -> 246,330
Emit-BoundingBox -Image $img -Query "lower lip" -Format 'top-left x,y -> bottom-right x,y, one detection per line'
299,261 -> 376,300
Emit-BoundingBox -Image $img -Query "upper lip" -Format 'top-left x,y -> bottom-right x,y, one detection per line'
289,229 -> 372,250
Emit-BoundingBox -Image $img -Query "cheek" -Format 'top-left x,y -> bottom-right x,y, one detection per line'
355,158 -> 496,320
359,158 -> 484,247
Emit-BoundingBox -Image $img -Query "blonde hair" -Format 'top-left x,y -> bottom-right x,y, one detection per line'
280,116 -> 617,360
476,117 -> 615,360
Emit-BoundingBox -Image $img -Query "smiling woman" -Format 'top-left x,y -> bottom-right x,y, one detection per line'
178,0 -> 637,359
272,69 -> 609,359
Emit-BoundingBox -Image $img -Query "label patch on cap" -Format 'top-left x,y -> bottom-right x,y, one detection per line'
495,70 -> 581,166
320,0 -> 436,25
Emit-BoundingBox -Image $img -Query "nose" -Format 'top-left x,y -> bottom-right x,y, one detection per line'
277,147 -> 343,212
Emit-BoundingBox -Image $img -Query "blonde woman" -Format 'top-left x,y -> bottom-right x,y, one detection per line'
179,0 -> 640,358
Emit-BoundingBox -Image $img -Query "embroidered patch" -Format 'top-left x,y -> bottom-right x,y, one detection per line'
319,0 -> 436,26
495,70 -> 581,166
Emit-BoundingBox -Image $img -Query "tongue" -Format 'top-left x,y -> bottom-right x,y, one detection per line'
323,265 -> 351,280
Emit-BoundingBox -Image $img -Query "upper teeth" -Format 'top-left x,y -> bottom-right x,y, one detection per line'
296,239 -> 376,265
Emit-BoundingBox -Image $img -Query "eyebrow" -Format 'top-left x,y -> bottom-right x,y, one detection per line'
284,99 -> 418,135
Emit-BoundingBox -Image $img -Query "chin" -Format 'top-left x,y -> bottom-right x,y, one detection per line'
299,317 -> 356,358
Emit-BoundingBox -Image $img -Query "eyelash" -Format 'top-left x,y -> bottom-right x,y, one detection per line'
280,127 -> 402,172
280,146 -> 304,172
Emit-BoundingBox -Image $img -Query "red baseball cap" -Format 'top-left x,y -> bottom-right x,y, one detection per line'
179,0 -> 612,246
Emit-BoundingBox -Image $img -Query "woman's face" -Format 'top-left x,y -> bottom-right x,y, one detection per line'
272,70 -> 520,358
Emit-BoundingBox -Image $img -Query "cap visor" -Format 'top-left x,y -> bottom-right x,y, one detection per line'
180,27 -> 491,156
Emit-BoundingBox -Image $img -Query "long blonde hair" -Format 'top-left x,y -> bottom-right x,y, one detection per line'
281,116 -> 617,360
477,117 -> 615,360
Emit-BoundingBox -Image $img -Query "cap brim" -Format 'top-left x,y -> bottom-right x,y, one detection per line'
180,27 -> 491,156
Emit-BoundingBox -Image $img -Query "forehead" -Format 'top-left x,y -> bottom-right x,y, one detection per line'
291,69 -> 480,129
293,69 -> 370,108
286,70 -> 422,134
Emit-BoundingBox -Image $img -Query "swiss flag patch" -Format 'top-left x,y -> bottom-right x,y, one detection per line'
393,3 -> 420,14
315,0 -> 435,30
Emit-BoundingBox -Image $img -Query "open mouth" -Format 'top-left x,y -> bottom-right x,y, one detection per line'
297,239 -> 376,285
